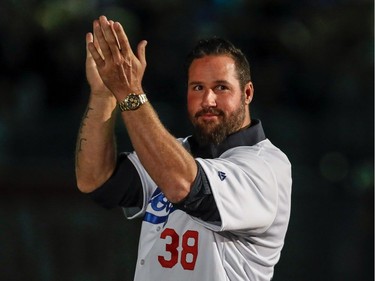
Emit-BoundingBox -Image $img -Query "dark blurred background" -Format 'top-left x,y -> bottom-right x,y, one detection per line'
0,0 -> 373,280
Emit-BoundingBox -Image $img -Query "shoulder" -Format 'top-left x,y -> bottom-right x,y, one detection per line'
222,139 -> 288,161
212,139 -> 291,180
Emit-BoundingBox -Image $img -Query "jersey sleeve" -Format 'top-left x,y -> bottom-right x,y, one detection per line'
194,145 -> 282,234
87,152 -> 143,209
173,161 -> 220,222
122,152 -> 158,219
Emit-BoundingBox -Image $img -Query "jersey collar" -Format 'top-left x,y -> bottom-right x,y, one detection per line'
187,119 -> 266,158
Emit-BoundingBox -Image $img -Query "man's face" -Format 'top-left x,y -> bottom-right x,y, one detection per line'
187,55 -> 251,145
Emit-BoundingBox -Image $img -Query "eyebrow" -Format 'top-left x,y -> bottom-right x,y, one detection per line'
188,80 -> 231,86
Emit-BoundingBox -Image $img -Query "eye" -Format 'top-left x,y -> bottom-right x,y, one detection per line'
192,85 -> 203,91
216,85 -> 229,91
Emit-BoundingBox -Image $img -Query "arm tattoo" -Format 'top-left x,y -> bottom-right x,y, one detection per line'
79,106 -> 94,134
77,138 -> 87,152
76,106 -> 93,155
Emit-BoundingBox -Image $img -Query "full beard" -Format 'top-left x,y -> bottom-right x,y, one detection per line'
191,104 -> 246,146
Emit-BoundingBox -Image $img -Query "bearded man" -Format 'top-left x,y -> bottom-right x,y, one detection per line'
75,16 -> 292,281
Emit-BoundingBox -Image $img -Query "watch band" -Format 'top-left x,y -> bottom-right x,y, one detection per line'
118,93 -> 148,111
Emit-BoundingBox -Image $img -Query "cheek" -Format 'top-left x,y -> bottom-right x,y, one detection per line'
219,97 -> 240,115
187,94 -> 200,114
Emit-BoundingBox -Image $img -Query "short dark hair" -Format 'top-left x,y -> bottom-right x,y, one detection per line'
185,37 -> 251,89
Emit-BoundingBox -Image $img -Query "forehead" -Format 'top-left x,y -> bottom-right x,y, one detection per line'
188,55 -> 237,81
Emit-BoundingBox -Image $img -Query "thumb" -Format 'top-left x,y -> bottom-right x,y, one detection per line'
137,40 -> 148,66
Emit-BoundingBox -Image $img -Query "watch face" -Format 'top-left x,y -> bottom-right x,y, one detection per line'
127,94 -> 141,110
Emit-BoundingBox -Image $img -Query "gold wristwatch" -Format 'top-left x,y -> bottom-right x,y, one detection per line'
118,93 -> 148,111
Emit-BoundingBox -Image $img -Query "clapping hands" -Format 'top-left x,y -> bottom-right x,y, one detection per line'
86,15 -> 147,101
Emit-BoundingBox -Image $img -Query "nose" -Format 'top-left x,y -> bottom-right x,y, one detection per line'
201,89 -> 216,108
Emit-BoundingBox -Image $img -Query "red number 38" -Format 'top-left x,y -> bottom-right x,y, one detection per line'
158,228 -> 199,270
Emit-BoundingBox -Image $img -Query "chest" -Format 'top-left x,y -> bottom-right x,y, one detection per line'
136,189 -> 223,275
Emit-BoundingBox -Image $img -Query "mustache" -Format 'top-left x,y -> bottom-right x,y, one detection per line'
195,108 -> 224,118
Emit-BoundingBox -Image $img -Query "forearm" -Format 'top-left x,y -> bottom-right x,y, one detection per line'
121,103 -> 197,203
75,95 -> 118,193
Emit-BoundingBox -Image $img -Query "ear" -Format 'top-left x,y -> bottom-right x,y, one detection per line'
244,82 -> 254,105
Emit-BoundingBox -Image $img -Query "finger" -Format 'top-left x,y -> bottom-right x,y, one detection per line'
88,41 -> 105,68
86,33 -> 94,59
92,29 -> 104,59
99,16 -> 122,60
137,40 -> 148,66
109,20 -> 121,50
92,21 -> 101,50
93,18 -> 112,59
113,22 -> 134,57
109,20 -> 124,63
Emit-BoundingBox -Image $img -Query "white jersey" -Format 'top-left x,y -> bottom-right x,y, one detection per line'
124,138 -> 292,281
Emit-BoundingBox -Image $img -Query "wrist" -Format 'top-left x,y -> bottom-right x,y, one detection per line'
90,88 -> 115,98
113,87 -> 144,102
117,93 -> 148,111
88,94 -> 117,115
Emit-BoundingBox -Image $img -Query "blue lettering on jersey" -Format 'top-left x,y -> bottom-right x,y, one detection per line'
143,187 -> 175,225
218,171 -> 226,181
